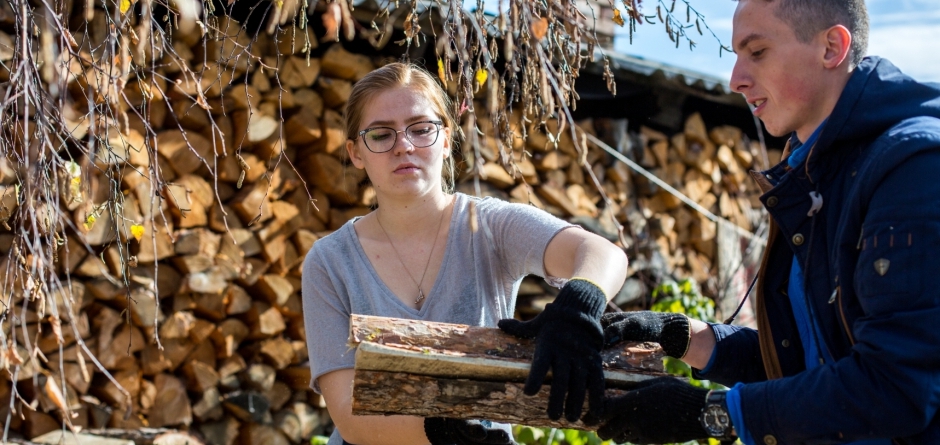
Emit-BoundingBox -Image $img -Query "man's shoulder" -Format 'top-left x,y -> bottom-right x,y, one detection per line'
861,116 -> 940,170
879,116 -> 940,144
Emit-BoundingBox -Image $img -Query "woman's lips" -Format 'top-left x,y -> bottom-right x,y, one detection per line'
394,163 -> 420,174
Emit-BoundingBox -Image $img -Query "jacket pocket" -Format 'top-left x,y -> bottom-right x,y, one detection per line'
854,222 -> 924,306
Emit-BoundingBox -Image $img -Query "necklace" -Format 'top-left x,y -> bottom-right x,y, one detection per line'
375,198 -> 450,306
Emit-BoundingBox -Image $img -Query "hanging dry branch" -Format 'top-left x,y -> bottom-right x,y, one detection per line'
0,0 -> 725,439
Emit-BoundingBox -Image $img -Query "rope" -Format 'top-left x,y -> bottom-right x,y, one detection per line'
586,133 -> 767,247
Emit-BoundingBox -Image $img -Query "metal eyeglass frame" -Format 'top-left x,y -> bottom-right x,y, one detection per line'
354,120 -> 444,153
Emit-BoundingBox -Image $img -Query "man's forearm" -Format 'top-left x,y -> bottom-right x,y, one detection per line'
682,318 -> 717,370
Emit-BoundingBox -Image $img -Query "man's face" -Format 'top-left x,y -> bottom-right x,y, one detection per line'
730,0 -> 829,138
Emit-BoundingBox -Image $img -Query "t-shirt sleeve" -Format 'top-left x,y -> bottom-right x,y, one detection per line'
301,244 -> 355,393
477,197 -> 574,280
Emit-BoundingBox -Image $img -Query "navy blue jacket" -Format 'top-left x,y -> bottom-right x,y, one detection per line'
696,57 -> 940,444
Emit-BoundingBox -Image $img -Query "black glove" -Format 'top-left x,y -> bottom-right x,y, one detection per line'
595,377 -> 712,444
601,311 -> 691,358
498,278 -> 607,423
424,418 -> 514,445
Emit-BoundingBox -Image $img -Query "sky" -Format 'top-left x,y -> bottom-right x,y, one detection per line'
610,0 -> 940,83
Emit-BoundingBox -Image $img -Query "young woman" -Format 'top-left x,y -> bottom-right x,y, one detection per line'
301,62 -> 628,445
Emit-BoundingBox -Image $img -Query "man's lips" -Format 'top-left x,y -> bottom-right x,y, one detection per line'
749,98 -> 767,114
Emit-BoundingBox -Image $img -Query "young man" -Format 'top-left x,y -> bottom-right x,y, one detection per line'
591,0 -> 940,444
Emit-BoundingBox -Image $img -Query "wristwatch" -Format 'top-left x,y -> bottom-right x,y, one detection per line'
700,390 -> 736,440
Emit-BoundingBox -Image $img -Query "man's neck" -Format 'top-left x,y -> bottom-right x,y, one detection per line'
795,69 -> 853,141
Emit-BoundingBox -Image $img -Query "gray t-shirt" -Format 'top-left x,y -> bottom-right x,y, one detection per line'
301,193 -> 572,443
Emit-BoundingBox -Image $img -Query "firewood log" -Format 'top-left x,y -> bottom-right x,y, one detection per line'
149,374 -> 193,427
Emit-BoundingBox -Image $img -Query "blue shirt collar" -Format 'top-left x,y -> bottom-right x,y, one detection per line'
787,118 -> 829,169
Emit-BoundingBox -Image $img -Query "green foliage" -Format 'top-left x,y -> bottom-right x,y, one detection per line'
513,426 -> 611,445
650,279 -> 716,323
311,436 -> 330,445
652,278 -> 725,392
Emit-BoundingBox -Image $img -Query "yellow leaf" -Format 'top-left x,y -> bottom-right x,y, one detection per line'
437,58 -> 446,84
613,9 -> 625,26
119,0 -> 130,14
475,69 -> 488,86
83,214 -> 96,231
131,223 -> 145,241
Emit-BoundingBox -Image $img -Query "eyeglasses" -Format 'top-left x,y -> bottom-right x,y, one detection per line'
355,120 -> 444,153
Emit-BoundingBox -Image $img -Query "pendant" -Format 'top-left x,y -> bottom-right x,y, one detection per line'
415,289 -> 425,305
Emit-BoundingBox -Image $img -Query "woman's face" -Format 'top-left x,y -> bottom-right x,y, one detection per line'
346,86 -> 451,200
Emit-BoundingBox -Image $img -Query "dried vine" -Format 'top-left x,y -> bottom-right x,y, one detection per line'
0,0 -> 722,437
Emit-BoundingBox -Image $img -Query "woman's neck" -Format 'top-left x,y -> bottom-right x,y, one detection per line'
373,191 -> 454,237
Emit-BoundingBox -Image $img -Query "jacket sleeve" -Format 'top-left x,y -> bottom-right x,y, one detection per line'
738,142 -> 940,443
691,323 -> 767,385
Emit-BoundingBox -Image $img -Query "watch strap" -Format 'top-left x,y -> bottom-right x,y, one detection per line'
701,390 -> 736,440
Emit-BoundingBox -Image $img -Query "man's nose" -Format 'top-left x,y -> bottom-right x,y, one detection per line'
730,59 -> 750,94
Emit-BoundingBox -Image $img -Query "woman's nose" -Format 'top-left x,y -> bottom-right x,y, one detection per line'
391,131 -> 415,155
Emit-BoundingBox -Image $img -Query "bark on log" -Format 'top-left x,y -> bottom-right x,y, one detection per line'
349,316 -> 670,429
352,370 -> 631,430
348,315 -> 665,374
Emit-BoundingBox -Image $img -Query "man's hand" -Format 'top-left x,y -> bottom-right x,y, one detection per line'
498,278 -> 607,422
601,311 -> 691,358
595,377 -> 711,444
424,418 -> 515,445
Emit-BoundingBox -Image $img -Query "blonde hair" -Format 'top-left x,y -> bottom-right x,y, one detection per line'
344,62 -> 457,194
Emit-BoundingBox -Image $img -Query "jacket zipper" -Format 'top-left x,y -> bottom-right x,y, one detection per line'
835,285 -> 856,346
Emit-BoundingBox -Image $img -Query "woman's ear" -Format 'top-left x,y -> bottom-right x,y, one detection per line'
346,139 -> 365,169
442,127 -> 452,159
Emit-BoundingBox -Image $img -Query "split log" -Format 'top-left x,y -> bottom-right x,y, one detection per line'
349,315 -> 668,429
319,44 -> 374,81
199,416 -> 240,445
149,374 -> 192,428
353,370 -> 631,430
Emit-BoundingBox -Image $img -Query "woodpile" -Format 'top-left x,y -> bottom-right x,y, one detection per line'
0,10 -> 777,444
468,111 -> 777,311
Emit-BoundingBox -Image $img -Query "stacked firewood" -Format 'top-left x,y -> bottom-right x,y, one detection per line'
471,110 -> 779,313
0,12 -> 779,444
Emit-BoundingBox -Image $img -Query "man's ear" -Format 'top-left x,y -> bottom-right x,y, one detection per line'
346,140 -> 365,169
822,24 -> 852,69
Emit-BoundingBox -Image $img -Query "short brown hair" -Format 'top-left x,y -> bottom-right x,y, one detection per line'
344,62 -> 457,193
745,0 -> 869,68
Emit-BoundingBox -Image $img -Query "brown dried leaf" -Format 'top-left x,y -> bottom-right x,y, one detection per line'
323,3 -> 341,42
531,17 -> 549,40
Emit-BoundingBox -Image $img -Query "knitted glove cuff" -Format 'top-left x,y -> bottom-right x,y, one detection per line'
552,278 -> 607,320
659,312 -> 692,358
668,383 -> 711,438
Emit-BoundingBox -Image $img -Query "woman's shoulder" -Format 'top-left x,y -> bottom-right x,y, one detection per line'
303,221 -> 358,266
460,191 -> 550,219
459,192 -> 517,213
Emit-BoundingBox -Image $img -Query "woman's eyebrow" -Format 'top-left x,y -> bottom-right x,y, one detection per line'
364,115 -> 437,128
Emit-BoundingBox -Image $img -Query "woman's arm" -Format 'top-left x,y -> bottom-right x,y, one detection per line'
319,369 -> 429,445
543,227 -> 628,298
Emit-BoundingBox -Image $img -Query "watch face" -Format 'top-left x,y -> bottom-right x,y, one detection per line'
702,405 -> 731,437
